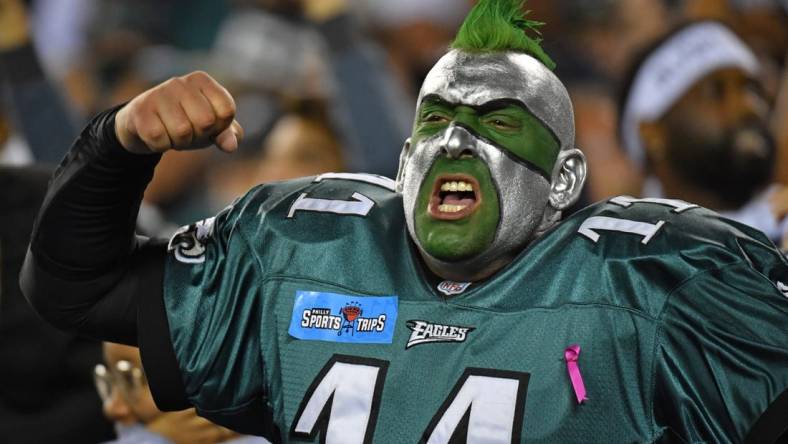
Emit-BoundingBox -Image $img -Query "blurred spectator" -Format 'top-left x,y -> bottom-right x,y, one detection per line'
32,0 -> 416,226
5,0 -> 783,225
0,166 -> 114,443
724,0 -> 788,189
1,5 -> 111,438
0,109 -> 32,165
530,0 -> 674,205
569,86 -> 642,205
29,0 -> 96,80
361,0 -> 469,99
680,0 -> 787,114
98,342 -> 266,444
308,0 -> 412,178
251,102 -> 344,183
206,100 -> 345,212
211,6 -> 328,99
542,0 -> 671,83
214,0 -> 411,178
774,66 -> 788,187
1,0 -> 77,164
619,21 -> 785,241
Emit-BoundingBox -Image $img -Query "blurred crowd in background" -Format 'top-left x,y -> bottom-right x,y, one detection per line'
0,0 -> 786,443
1,0 -> 787,226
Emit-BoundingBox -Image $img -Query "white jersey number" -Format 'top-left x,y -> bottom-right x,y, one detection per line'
609,196 -> 698,213
290,355 -> 388,444
287,192 -> 375,218
422,368 -> 530,444
292,356 -> 529,443
578,195 -> 700,244
578,217 -> 665,244
286,173 -> 395,218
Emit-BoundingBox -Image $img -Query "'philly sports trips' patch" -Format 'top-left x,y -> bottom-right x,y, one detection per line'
289,291 -> 398,344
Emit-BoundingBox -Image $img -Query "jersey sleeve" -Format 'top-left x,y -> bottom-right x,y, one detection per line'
654,249 -> 788,442
145,192 -> 277,437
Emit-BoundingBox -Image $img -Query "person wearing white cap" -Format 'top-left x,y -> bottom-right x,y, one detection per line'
619,21 -> 784,242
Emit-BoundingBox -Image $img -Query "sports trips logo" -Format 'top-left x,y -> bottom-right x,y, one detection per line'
290,292 -> 398,344
405,320 -> 474,349
300,301 -> 387,336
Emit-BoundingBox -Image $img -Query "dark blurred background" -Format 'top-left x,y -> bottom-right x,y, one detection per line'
0,0 -> 786,442
1,0 -> 786,225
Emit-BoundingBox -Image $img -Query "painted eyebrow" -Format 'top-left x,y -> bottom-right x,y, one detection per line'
418,94 -> 561,145
419,95 -> 454,111
420,95 -> 529,115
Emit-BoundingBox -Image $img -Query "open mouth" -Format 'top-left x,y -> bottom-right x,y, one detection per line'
428,174 -> 482,220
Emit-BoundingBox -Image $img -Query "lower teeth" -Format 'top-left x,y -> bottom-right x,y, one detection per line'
438,204 -> 467,213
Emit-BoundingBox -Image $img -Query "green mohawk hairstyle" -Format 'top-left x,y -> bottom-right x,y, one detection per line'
451,0 -> 556,70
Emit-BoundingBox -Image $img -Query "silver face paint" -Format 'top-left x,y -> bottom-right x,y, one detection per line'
416,49 -> 575,152
397,50 -> 581,281
400,124 -> 552,282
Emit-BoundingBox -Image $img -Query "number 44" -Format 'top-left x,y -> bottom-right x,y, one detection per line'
290,355 -> 529,444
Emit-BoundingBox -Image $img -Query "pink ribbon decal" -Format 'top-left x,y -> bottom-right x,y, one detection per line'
564,344 -> 588,404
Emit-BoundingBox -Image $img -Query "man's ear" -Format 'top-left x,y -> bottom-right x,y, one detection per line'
548,148 -> 587,210
395,138 -> 412,192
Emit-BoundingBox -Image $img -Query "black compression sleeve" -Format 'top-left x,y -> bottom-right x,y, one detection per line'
21,106 -> 160,345
21,107 -> 190,409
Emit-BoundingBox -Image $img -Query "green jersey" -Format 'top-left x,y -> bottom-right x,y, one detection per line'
161,173 -> 788,443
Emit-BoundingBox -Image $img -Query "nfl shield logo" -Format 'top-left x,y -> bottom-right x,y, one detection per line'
437,281 -> 471,296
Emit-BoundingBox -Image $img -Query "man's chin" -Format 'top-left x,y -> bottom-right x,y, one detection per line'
418,231 -> 486,262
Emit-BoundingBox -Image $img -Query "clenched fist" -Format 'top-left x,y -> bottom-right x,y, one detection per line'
115,71 -> 243,154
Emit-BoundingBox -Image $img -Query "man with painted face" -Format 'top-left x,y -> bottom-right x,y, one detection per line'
399,33 -> 585,282
620,21 -> 783,242
21,1 -> 788,442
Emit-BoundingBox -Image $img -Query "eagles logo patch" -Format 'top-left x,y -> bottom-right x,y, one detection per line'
405,320 -> 474,349
167,217 -> 216,264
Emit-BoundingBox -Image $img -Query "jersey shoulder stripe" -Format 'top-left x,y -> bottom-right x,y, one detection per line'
564,195 -> 782,267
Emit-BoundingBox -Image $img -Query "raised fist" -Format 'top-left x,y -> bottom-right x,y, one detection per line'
115,71 -> 243,154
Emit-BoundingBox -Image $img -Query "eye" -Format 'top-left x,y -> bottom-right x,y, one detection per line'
424,114 -> 450,123
486,118 -> 515,130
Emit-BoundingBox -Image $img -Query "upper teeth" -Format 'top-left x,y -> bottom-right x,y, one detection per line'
438,204 -> 466,213
441,181 -> 473,192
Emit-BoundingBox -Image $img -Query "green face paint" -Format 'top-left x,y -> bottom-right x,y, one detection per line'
413,97 -> 560,174
414,157 -> 500,261
409,98 -> 560,261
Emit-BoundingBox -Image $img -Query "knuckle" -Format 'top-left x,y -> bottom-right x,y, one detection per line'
185,70 -> 210,83
172,122 -> 193,139
161,76 -> 179,88
161,77 -> 187,96
144,124 -> 166,141
150,138 -> 170,151
141,130 -> 168,150
132,92 -> 154,111
215,102 -> 236,121
167,77 -> 188,92
136,115 -> 163,139
195,115 -> 216,131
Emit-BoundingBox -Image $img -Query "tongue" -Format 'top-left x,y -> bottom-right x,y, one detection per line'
442,193 -> 475,206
